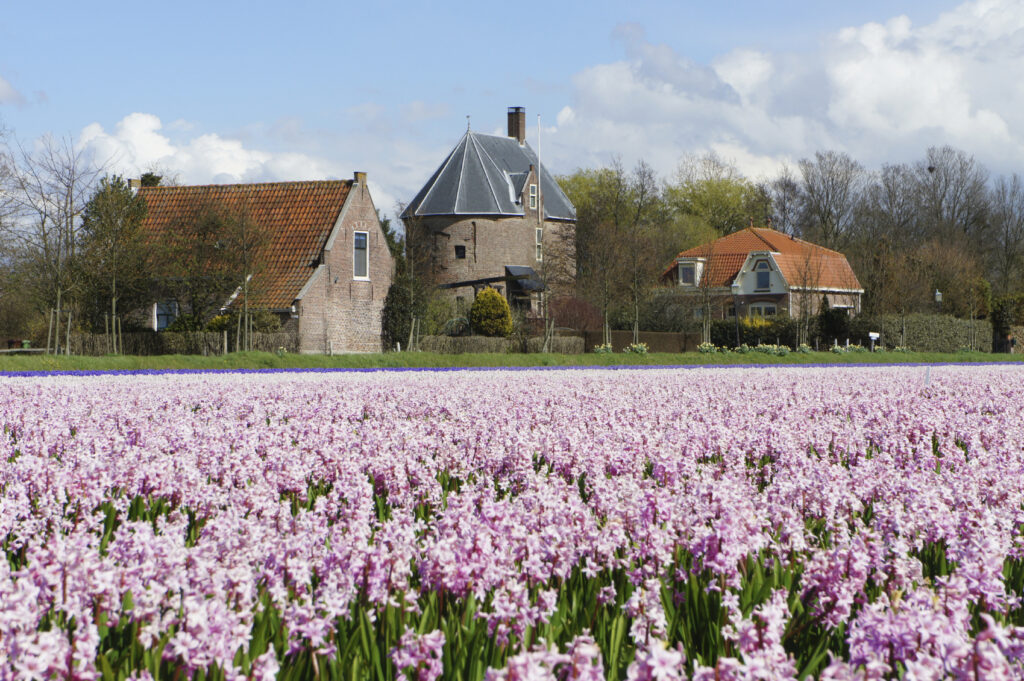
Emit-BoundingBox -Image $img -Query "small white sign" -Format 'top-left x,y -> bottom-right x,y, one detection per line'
868,332 -> 880,340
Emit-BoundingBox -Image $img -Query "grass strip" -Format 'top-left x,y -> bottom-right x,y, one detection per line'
0,350 -> 1022,374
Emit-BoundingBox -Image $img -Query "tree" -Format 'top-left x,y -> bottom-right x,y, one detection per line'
912,146 -> 989,242
620,160 -> 662,344
221,198 -> 268,351
79,175 -> 149,335
0,135 -> 102,350
847,163 -> 917,315
796,150 -> 864,249
988,174 -> 1024,297
666,152 -> 768,235
559,161 -> 663,344
153,199 -> 248,329
559,167 -> 627,345
768,164 -> 802,236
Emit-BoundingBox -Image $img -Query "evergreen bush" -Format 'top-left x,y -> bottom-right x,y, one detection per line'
469,288 -> 514,338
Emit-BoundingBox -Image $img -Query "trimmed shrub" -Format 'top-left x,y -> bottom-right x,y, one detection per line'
470,288 -> 514,338
710,316 -> 798,348
848,313 -> 992,353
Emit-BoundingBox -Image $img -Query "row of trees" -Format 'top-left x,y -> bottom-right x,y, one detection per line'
0,132 -> 272,344
556,146 -> 1024,337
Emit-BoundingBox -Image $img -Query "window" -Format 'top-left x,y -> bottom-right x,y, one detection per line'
155,301 -> 178,331
536,227 -> 543,262
679,264 -> 695,285
749,303 -> 777,318
529,184 -> 538,209
727,305 -> 736,318
754,260 -> 771,291
454,244 -> 466,259
353,231 -> 369,279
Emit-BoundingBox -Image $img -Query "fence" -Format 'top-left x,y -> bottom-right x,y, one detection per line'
65,331 -> 299,356
582,330 -> 702,353
416,335 -> 585,354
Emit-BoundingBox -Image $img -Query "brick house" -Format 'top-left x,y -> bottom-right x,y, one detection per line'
400,107 -> 576,312
137,174 -> 393,353
661,227 -> 863,319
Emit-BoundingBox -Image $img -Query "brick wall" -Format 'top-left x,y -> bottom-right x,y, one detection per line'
422,214 -> 575,302
297,181 -> 394,353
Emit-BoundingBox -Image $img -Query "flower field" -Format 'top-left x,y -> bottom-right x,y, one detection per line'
2,366 -> 1024,680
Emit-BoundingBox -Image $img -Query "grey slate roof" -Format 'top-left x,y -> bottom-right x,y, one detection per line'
402,131 -> 576,222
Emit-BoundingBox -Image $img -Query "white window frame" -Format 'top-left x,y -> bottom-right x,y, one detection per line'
535,227 -> 543,262
155,300 -> 178,331
754,260 -> 771,291
353,231 -> 369,280
749,303 -> 777,318
529,184 -> 538,209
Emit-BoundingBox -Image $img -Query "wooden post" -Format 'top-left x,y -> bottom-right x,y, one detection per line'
223,329 -> 228,355
46,309 -> 54,355
66,311 -> 72,356
104,314 -> 110,354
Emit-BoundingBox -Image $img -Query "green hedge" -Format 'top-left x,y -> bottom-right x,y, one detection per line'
710,317 -> 799,348
848,313 -> 992,353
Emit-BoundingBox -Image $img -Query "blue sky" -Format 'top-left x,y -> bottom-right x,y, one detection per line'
2,0 -> 1017,217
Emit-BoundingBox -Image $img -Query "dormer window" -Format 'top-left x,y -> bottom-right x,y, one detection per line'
529,184 -> 537,209
679,263 -> 695,286
754,260 -> 771,291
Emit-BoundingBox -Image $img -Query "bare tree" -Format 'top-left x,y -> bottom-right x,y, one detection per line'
621,160 -> 662,345
988,174 -> 1024,296
912,146 -> 989,242
768,163 -> 801,236
0,135 -> 101,350
797,150 -> 864,250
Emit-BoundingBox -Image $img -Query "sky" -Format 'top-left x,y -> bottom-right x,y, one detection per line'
2,0 -> 1021,219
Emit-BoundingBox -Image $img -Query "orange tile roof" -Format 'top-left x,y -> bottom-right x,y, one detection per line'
662,227 -> 862,291
139,181 -> 352,309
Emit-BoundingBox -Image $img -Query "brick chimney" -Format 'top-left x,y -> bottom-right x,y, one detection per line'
507,106 -> 526,144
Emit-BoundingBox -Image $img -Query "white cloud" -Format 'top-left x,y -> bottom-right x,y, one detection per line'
543,0 -> 1024,180
79,112 -> 344,185
0,75 -> 24,106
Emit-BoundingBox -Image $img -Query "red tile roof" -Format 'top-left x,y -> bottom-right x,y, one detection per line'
662,227 -> 862,291
138,181 -> 352,309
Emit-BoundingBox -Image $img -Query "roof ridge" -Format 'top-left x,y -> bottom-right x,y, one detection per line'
751,227 -> 845,256
139,179 -> 349,191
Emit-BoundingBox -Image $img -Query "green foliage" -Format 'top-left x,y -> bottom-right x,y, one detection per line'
381,280 -> 419,348
593,343 -> 614,354
164,314 -> 204,332
666,153 -> 771,235
848,313 -> 994,353
991,293 -> 1024,336
623,342 -> 649,355
154,199 -> 265,329
817,302 -> 851,345
710,316 -> 798,348
205,310 -> 281,333
78,174 -> 150,331
469,288 -> 513,338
